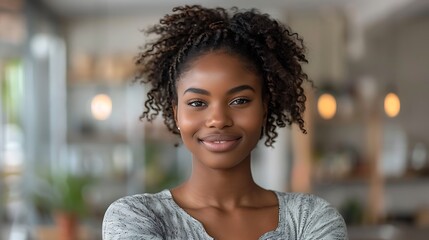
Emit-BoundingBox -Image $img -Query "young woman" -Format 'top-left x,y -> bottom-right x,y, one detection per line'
103,5 -> 347,240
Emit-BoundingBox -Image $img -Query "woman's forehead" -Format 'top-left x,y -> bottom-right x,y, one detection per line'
178,54 -> 259,87
180,52 -> 260,79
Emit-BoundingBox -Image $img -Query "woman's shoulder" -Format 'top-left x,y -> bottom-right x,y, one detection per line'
102,190 -> 174,239
275,191 -> 342,219
104,190 -> 172,216
110,190 -> 171,206
274,191 -> 348,239
275,191 -> 334,209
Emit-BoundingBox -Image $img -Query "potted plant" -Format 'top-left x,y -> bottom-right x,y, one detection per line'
33,172 -> 91,240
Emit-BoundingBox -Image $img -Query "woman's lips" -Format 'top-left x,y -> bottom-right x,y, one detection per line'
199,134 -> 241,152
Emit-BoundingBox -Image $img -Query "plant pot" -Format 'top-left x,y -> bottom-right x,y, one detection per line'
55,212 -> 78,240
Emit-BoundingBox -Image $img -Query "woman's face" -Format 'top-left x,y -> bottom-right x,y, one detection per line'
174,51 -> 266,169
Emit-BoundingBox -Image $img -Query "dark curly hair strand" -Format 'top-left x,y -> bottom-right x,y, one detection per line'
135,5 -> 310,147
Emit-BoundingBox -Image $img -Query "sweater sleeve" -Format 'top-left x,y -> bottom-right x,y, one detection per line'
102,196 -> 164,240
302,196 -> 348,240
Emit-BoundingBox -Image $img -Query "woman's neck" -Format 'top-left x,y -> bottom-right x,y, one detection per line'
172,156 -> 264,210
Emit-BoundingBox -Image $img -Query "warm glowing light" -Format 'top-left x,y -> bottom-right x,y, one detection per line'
91,94 -> 112,120
318,93 -> 337,119
384,92 -> 400,118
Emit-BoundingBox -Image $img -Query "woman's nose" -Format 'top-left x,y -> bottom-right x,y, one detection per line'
205,104 -> 233,129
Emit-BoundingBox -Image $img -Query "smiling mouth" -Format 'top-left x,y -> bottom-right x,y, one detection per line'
199,135 -> 241,152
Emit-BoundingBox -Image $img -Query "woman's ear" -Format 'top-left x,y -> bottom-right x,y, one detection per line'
173,104 -> 179,128
259,102 -> 268,139
263,100 -> 268,123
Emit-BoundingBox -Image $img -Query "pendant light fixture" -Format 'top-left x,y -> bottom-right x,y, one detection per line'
384,26 -> 401,119
384,91 -> 400,118
91,93 -> 112,121
318,92 -> 337,120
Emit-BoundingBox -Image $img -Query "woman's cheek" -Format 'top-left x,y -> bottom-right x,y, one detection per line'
177,108 -> 203,130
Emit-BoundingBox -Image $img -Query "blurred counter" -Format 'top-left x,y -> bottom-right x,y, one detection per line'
348,225 -> 429,240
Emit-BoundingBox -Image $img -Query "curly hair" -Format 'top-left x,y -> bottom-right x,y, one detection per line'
135,5 -> 309,147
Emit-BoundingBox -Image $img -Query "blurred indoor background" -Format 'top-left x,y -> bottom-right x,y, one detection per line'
1,0 -> 429,239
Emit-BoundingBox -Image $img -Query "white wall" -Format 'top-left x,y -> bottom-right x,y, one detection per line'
66,13 -> 160,56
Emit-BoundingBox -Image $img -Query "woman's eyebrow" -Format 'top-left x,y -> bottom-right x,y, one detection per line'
227,85 -> 255,95
183,88 -> 210,96
183,85 -> 255,96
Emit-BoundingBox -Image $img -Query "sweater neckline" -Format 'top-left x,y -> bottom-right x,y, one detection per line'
160,189 -> 285,239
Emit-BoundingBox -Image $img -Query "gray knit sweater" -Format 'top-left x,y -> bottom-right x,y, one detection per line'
103,190 -> 348,240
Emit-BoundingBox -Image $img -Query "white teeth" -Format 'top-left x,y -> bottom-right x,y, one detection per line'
214,141 -> 226,144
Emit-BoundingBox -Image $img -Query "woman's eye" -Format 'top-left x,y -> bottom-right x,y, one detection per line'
230,98 -> 250,105
188,100 -> 206,107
